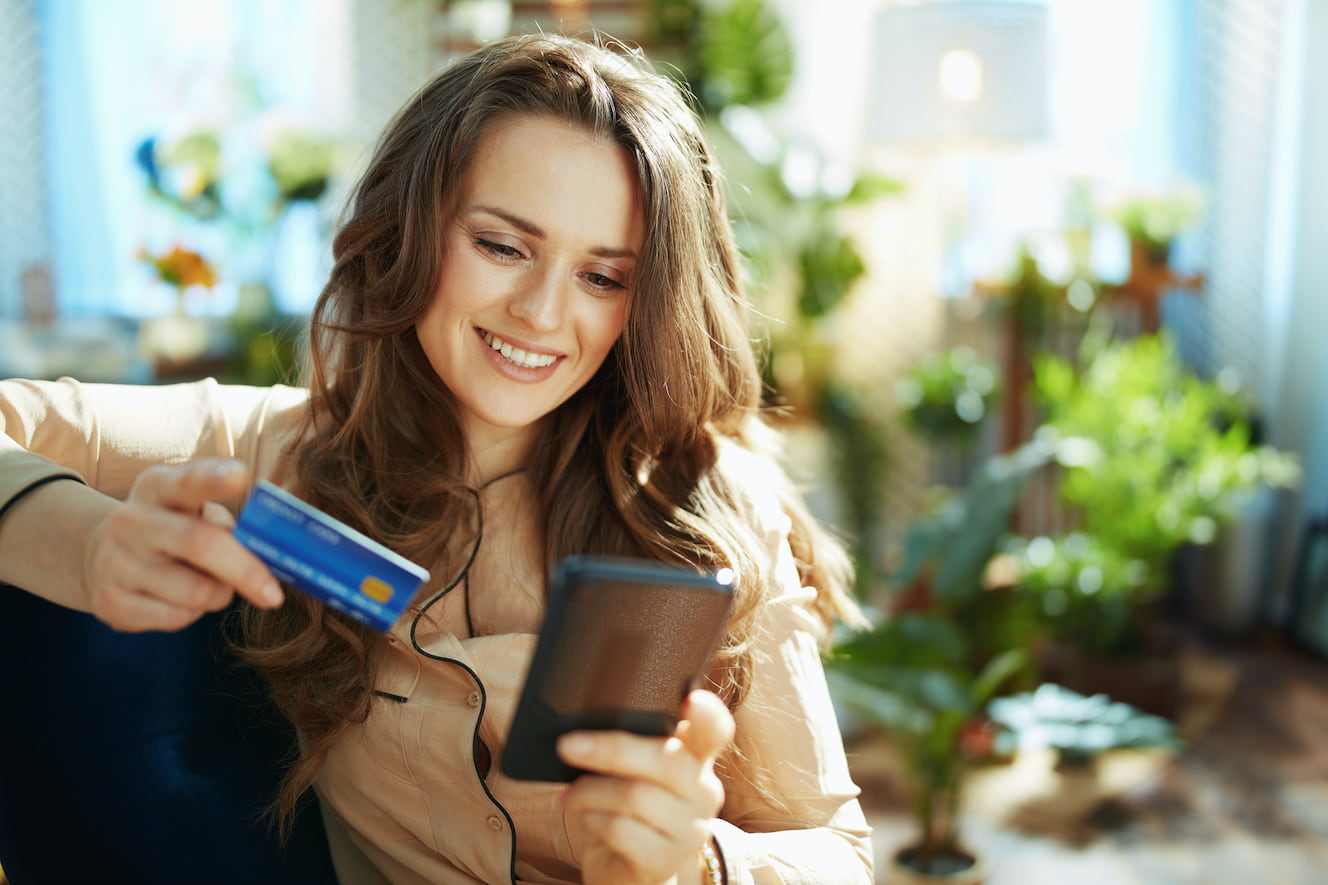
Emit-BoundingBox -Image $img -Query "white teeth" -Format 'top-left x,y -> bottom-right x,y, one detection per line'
482,331 -> 557,369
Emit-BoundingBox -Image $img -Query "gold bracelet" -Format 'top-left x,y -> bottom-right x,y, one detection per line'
700,838 -> 724,885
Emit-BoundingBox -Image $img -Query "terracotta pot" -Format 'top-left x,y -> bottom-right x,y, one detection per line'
888,845 -> 986,885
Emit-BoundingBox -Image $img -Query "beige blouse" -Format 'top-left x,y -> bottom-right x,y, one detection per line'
0,377 -> 873,885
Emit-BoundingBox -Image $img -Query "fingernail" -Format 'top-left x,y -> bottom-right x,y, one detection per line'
214,460 -> 244,479
264,581 -> 284,607
560,734 -> 594,758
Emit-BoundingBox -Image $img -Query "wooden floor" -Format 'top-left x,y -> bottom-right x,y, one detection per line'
850,629 -> 1328,885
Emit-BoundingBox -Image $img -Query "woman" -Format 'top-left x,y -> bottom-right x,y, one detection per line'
0,33 -> 873,884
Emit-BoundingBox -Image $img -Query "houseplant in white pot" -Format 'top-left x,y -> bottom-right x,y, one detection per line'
827,445 -> 1048,882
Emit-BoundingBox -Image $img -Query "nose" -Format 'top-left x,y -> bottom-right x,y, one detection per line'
508,266 -> 568,332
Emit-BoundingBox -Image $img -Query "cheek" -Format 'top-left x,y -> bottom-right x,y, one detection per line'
605,302 -> 630,348
595,318 -> 627,363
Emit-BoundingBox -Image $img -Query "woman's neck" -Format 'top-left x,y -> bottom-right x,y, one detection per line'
462,419 -> 541,487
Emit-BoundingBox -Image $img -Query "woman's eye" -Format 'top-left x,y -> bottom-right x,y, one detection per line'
582,271 -> 626,293
475,238 -> 524,260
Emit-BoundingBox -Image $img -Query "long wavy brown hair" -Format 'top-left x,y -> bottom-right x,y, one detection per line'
241,32 -> 862,827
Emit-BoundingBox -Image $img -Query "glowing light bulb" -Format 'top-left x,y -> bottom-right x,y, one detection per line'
939,49 -> 984,102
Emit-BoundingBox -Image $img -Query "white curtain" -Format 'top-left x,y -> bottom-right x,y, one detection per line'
1256,0 -> 1328,623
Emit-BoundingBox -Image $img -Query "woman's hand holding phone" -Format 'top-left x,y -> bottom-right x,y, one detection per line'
558,689 -> 733,885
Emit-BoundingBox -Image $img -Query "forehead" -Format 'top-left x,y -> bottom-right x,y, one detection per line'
458,113 -> 646,253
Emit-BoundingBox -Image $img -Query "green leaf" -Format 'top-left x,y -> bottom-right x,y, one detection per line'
826,669 -> 933,734
698,0 -> 794,110
796,233 -> 865,319
844,171 -> 906,204
970,649 -> 1028,705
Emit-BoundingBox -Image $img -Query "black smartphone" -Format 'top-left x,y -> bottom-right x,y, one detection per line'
500,555 -> 734,782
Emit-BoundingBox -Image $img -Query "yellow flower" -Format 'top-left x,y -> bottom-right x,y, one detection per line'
139,244 -> 218,290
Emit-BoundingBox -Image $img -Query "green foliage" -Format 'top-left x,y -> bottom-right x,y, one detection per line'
224,314 -> 304,387
825,444 -> 1050,859
893,442 -> 1051,604
1004,242 -> 1069,343
141,130 -> 225,220
895,346 -> 999,445
1109,184 -> 1206,252
1006,532 -> 1145,653
720,132 -> 902,326
648,0 -> 793,114
695,0 -> 793,110
796,226 -> 865,320
988,682 -> 1181,764
829,616 -> 1027,859
266,129 -> 337,205
816,383 -> 892,594
1029,333 -> 1300,650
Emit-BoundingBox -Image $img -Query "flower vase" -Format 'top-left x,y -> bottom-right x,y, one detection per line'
1127,237 -> 1173,286
139,288 -> 211,379
889,845 -> 986,885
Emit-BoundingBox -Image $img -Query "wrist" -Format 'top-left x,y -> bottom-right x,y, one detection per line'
0,478 -> 108,611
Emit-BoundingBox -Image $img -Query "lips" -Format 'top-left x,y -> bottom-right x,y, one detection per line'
479,329 -> 560,370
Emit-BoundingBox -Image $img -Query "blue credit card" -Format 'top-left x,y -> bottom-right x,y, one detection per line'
234,479 -> 429,632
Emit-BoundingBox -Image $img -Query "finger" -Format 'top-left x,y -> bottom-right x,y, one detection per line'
129,557 -> 238,614
558,730 -> 723,819
557,730 -> 685,788
201,500 -> 235,528
562,774 -> 693,840
674,690 -> 735,763
133,459 -> 250,515
96,582 -> 224,634
571,808 -> 678,882
107,500 -> 282,609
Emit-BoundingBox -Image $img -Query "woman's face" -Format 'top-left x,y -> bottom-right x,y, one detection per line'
417,113 -> 644,456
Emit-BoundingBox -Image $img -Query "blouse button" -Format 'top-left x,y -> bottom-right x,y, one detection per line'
486,814 -> 503,832
466,690 -> 482,708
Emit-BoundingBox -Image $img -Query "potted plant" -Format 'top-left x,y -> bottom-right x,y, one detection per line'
826,445 -> 1049,882
830,615 -> 1024,883
987,682 -> 1180,770
1021,332 -> 1300,710
895,345 -> 1000,489
895,346 -> 999,448
1107,183 -> 1205,268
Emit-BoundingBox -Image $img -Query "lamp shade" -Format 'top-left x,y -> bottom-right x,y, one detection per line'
869,0 -> 1051,144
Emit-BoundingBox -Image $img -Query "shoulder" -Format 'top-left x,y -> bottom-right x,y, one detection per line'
713,434 -> 794,539
211,381 -> 310,430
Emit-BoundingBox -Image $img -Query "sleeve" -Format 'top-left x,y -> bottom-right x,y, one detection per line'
0,376 -> 309,514
710,451 -> 875,885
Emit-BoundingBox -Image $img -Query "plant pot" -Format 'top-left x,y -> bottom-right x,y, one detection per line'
1129,236 -> 1172,272
888,844 -> 986,885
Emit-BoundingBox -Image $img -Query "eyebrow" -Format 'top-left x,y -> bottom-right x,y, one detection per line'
469,205 -> 638,260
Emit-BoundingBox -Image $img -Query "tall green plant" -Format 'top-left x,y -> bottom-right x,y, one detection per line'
826,445 -> 1048,870
829,619 -> 1024,871
1025,333 -> 1301,651
648,0 -> 793,114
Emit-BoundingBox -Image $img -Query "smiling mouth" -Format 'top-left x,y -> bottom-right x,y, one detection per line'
480,330 -> 559,369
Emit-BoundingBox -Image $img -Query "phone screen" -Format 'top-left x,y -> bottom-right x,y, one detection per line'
500,555 -> 733,782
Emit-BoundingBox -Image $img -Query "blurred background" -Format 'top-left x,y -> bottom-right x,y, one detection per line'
1,0 -> 1326,881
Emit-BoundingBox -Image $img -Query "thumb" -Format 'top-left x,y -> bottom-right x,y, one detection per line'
676,689 -> 735,764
